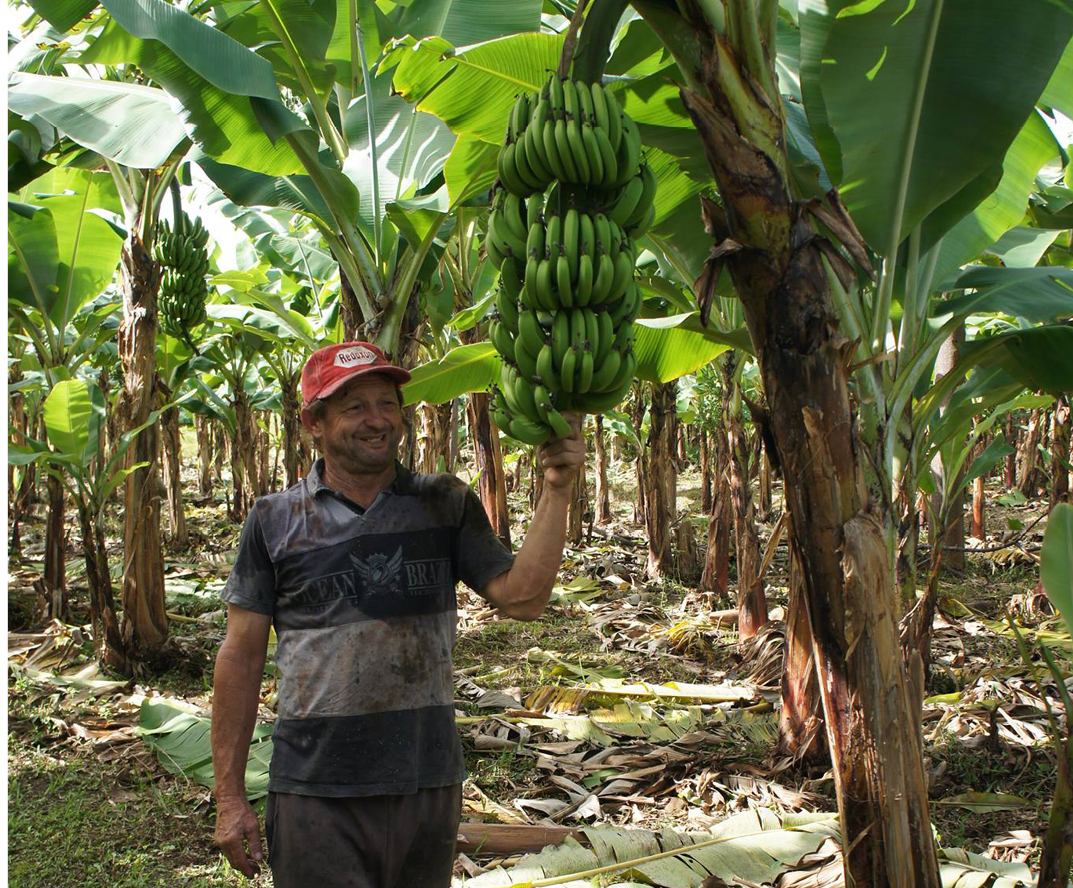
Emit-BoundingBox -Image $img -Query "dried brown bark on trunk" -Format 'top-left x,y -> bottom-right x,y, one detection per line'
281,379 -> 301,488
700,429 -> 712,515
594,414 -> 611,524
700,420 -> 731,598
117,234 -> 168,666
230,392 -> 250,520
161,406 -> 187,548
644,381 -> 677,579
679,57 -> 939,885
1004,413 -> 1017,489
44,472 -> 67,619
195,415 -> 213,496
76,507 -> 126,670
1018,408 -> 1043,497
567,458 -> 587,545
726,361 -> 766,640
1051,396 -> 1071,507
254,412 -> 270,495
632,388 -> 646,526
758,449 -> 773,522
416,401 -> 454,475
467,392 -> 511,548
972,474 -> 985,540
779,546 -> 825,762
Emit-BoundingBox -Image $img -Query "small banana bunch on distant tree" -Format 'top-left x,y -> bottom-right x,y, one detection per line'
154,211 -> 210,349
485,74 -> 655,445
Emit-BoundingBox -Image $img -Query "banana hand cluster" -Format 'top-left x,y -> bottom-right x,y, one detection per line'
154,213 -> 210,344
486,75 -> 655,445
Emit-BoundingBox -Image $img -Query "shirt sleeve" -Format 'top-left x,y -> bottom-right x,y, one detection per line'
221,507 -> 277,615
454,486 -> 515,595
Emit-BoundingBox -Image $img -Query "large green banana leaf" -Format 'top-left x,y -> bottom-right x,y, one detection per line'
960,324 -> 1073,395
632,314 -> 750,384
799,0 -> 1073,255
402,342 -> 500,406
1041,503 -> 1073,643
443,134 -> 500,206
394,0 -> 543,48
935,267 -> 1073,322
78,0 -> 305,176
342,71 -> 456,233
42,377 -> 104,465
931,111 -> 1062,285
8,73 -> 187,169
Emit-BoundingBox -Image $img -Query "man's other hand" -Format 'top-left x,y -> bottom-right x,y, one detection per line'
215,795 -> 264,877
538,412 -> 586,490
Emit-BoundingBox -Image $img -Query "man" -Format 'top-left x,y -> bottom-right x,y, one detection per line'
211,341 -> 585,887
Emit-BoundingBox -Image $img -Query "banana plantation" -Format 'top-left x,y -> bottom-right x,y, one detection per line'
7,0 -> 1073,885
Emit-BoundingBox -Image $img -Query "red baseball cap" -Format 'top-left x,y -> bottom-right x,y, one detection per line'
301,342 -> 411,408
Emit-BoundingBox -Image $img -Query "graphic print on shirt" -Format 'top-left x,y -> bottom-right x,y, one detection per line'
349,546 -> 404,595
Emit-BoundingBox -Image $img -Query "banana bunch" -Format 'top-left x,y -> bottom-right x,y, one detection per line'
154,213 -> 210,343
497,76 -> 644,195
485,75 -> 656,445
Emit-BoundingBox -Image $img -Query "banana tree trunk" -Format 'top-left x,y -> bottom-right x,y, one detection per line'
644,381 -> 677,579
632,387 -> 646,525
416,401 -> 454,475
700,418 -> 731,598
231,392 -> 250,521
467,392 -> 511,548
1018,408 -> 1042,498
779,546 -> 825,762
758,449 -> 773,522
44,472 -> 67,619
1051,396 -> 1071,507
76,506 -> 126,670
1004,413 -> 1017,489
700,428 -> 712,515
281,382 -> 301,489
117,234 -> 168,666
161,407 -> 187,548
677,35 -> 939,886
594,414 -> 612,524
567,459 -> 588,545
929,330 -> 965,571
196,414 -> 213,496
726,361 -> 766,640
255,412 -> 270,495
972,473 -> 986,540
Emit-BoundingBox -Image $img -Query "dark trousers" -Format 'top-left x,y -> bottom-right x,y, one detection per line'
265,784 -> 462,888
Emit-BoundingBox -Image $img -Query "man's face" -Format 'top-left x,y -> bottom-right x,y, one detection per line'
303,375 -> 404,475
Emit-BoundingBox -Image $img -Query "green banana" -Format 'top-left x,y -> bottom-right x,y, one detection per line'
514,331 -> 539,381
583,309 -> 599,353
526,191 -> 545,230
566,118 -> 591,183
630,163 -> 658,226
556,254 -> 574,308
511,374 -> 541,420
535,386 -> 572,438
572,371 -> 633,414
588,342 -> 621,392
608,174 -> 643,227
579,212 -> 595,264
509,93 -> 529,142
594,309 -> 613,366
562,207 -> 580,281
490,207 -> 527,260
542,118 -> 567,181
526,218 -> 545,261
497,142 -> 530,196
525,105 -> 553,183
575,254 -> 594,307
500,258 -> 523,303
513,135 -> 544,191
591,250 -> 615,304
524,255 -> 541,309
499,364 -> 526,416
560,345 -> 578,393
491,405 -> 513,431
554,118 -> 580,181
609,246 -> 635,302
545,212 -> 562,263
590,81 -> 609,134
576,348 -> 594,393
496,285 -> 520,335
517,309 -> 547,360
509,417 -> 552,446
562,77 -> 579,121
570,308 -> 586,349
626,202 -> 655,238
551,311 -> 570,367
603,87 -> 624,152
536,343 -> 560,389
581,123 -> 604,186
609,282 -> 641,326
576,80 -> 595,124
548,76 -> 566,118
613,116 -> 641,188
535,258 -> 555,311
489,319 -> 516,364
593,213 -> 612,255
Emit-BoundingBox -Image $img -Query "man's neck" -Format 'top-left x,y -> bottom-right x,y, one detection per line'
321,458 -> 398,509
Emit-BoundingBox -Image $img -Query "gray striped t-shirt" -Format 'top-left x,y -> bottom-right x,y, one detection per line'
221,459 -> 515,797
